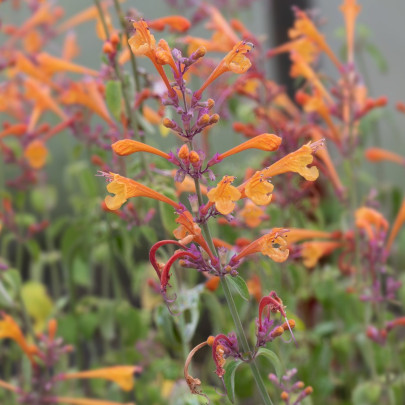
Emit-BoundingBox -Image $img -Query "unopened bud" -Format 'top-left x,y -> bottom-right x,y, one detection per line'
189,151 -> 200,164
110,32 -> 120,46
209,114 -> 220,124
280,391 -> 289,401
155,49 -> 171,65
282,319 -> 295,331
178,144 -> 190,160
207,336 -> 215,346
207,99 -> 215,109
205,276 -> 220,292
163,118 -> 176,129
304,386 -> 313,395
271,326 -> 284,338
197,114 -> 210,126
192,46 -> 206,60
296,381 -> 304,389
103,41 -> 114,54
48,319 -> 58,341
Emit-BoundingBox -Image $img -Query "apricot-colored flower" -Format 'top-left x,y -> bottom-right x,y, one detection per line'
57,4 -> 100,33
242,171 -> 274,206
63,32 -> 80,61
207,176 -> 241,215
355,207 -> 389,240
301,241 -> 342,268
365,148 -> 405,166
148,16 -> 191,32
155,39 -> 179,76
239,200 -> 265,228
263,141 -> 322,181
267,37 -> 319,64
143,105 -> 162,125
231,229 -> 289,263
0,123 -> 27,139
218,133 -> 281,160
0,313 -> 38,363
194,41 -> 253,99
286,228 -> 337,244
61,366 -> 142,391
386,199 -> 405,252
104,173 -> 181,211
112,139 -> 170,159
24,140 -> 48,169
340,0 -> 361,63
246,275 -> 262,302
175,175 -> 207,197
53,397 -> 134,405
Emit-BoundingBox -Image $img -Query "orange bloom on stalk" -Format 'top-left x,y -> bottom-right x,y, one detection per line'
355,207 -> 389,240
112,139 -> 170,159
53,398 -> 134,405
61,366 -> 142,391
232,229 -> 289,263
194,41 -> 253,99
365,148 -> 405,166
148,16 -> 191,32
0,313 -> 38,363
386,199 -> 405,252
207,176 -> 241,215
243,171 -> 274,206
301,241 -> 342,268
340,0 -> 361,63
239,200 -> 265,228
24,140 -> 48,169
104,173 -> 182,211
286,228 -> 337,244
267,37 -> 319,65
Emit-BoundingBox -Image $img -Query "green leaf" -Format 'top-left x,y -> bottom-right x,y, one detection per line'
72,256 -> 91,287
30,185 -> 57,213
224,360 -> 243,403
256,348 -> 283,380
365,42 -> 388,73
105,80 -> 122,120
227,275 -> 250,301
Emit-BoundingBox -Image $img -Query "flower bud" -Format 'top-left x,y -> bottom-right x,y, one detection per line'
178,144 -> 190,160
296,381 -> 305,389
189,151 -> 200,164
110,32 -> 120,46
281,392 -> 289,401
197,114 -> 210,126
207,99 -> 215,109
191,46 -> 206,61
103,41 -> 114,54
209,114 -> 220,124
304,386 -> 313,395
163,118 -> 176,129
207,336 -> 215,346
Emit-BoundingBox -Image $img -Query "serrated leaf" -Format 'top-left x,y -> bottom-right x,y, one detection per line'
224,360 -> 243,403
256,348 -> 283,380
227,275 -> 250,301
105,80 -> 122,120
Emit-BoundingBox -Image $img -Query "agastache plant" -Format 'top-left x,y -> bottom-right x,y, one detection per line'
103,16 -> 320,403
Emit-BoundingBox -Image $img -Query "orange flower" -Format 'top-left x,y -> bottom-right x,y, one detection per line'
148,16 -> 191,32
286,228 -> 338,244
0,313 -> 38,363
246,275 -> 262,302
239,200 -> 265,228
231,229 -> 289,263
0,123 -> 27,139
355,207 -> 389,240
267,37 -> 319,64
24,140 -> 48,169
289,9 -> 341,70
386,199 -> 405,252
53,397 -> 134,405
242,171 -> 274,206
301,241 -> 342,268
57,4 -> 101,33
340,0 -> 361,63
142,105 -> 162,125
365,148 -> 405,166
155,39 -> 180,76
217,133 -> 281,160
194,41 -> 252,99
207,176 -> 241,215
63,32 -> 80,61
104,173 -> 182,211
61,366 -> 142,391
112,139 -> 170,159
263,141 -> 322,181
175,175 -> 207,197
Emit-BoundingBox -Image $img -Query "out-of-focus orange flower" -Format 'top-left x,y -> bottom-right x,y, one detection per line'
355,207 -> 389,240
205,276 -> 220,292
53,397 -> 134,405
264,141 -> 322,181
301,241 -> 342,268
340,0 -> 361,63
207,176 -> 241,215
182,35 -> 230,55
0,313 -> 38,363
289,8 -> 341,70
267,37 -> 319,64
205,4 -> 239,46
365,148 -> 405,166
104,173 -> 182,211
24,140 -> 48,169
175,175 -> 207,197
246,275 -> 262,302
239,200 -> 266,228
112,139 -> 170,159
60,81 -> 113,125
142,105 -> 162,125
61,366 -> 142,391
286,228 -> 338,244
231,229 -> 289,263
217,133 -> 281,160
386,199 -> 405,252
0,124 -> 27,139
148,16 -> 190,32
63,32 -> 80,61
23,30 -> 42,53
194,41 -> 252,99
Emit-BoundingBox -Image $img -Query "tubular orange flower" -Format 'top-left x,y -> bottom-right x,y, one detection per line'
301,241 -> 342,268
355,207 -> 389,240
112,139 -> 170,159
24,140 -> 48,169
207,176 -> 241,215
217,133 -> 281,160
155,39 -> 180,76
148,16 -> 191,32
206,5 -> 240,45
340,0 -> 361,63
57,3 -> 103,33
365,148 -> 405,166
386,199 -> 405,252
0,123 -> 26,139
241,171 -> 274,206
0,313 -> 38,363
175,175 -> 208,197
263,141 -> 322,181
60,366 -> 142,391
289,8 -> 341,70
239,200 -> 265,228
194,41 -> 253,99
231,229 -> 289,263
104,173 -> 182,211
63,32 -> 80,61
286,228 -> 338,244
267,37 -> 319,64
53,397 -> 134,405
